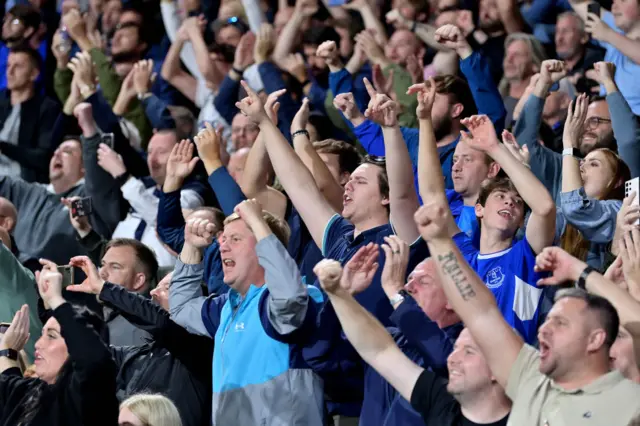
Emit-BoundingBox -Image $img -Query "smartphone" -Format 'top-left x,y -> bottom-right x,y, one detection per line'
71,197 -> 93,218
328,0 -> 348,6
101,133 -> 115,149
57,265 -> 75,288
625,178 -> 640,225
587,2 -> 601,18
0,323 -> 10,335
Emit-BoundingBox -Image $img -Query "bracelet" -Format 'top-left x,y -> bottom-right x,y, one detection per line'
576,266 -> 595,290
232,67 -> 244,76
0,349 -> 18,360
292,129 -> 310,139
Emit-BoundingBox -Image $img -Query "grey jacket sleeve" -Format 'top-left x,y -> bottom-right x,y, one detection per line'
608,91 -> 640,178
168,260 -> 211,337
81,133 -> 122,237
513,94 -> 563,202
257,234 -> 310,335
559,188 -> 621,243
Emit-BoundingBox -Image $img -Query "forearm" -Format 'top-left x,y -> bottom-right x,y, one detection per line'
157,190 -> 187,252
293,132 -> 344,212
190,32 -> 219,83
240,0 -> 265,32
601,31 -> 640,65
490,144 -> 554,213
241,134 -> 272,198
583,268 -> 640,325
273,14 -> 305,63
561,156 -> 583,193
207,167 -> 247,216
168,259 -> 210,337
161,39 -> 187,81
383,125 -> 417,201
89,48 -> 122,106
498,0 -> 528,33
359,5 -> 388,44
99,282 -> 169,331
417,118 -> 446,200
0,358 -> 18,373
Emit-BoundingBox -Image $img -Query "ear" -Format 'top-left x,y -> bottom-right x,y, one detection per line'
3,217 -> 16,232
487,162 -> 501,179
474,203 -> 484,219
586,328 -> 607,353
23,27 -> 35,40
381,196 -> 390,207
451,103 -> 464,120
131,272 -> 148,293
580,33 -> 590,45
29,67 -> 40,83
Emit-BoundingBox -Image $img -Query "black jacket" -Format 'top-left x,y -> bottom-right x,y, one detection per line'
0,90 -> 60,183
100,282 -> 213,426
0,303 -> 118,426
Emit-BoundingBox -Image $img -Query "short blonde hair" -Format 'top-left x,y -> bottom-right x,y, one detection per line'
120,394 -> 182,426
224,210 -> 291,247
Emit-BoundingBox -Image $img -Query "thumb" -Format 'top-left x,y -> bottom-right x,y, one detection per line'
188,156 -> 200,170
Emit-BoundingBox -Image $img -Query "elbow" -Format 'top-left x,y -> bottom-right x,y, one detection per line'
535,201 -> 556,219
160,67 -> 173,82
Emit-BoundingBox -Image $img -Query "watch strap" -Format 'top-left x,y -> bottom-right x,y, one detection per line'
562,147 -> 580,158
0,349 -> 18,360
576,266 -> 595,290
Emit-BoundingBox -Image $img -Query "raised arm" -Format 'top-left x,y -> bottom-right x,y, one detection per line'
561,93 -> 589,194
363,79 -> 420,243
409,79 -> 460,237
236,81 -> 337,249
160,29 -> 198,102
314,258 -> 424,401
272,0 -> 317,66
291,97 -> 345,214
414,202 -> 524,388
463,115 -> 556,254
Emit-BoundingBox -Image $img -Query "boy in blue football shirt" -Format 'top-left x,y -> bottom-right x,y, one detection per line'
412,80 -> 556,343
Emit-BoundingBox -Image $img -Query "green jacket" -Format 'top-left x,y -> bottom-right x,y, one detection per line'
0,242 -> 41,361
53,48 -> 152,148
383,63 -> 418,129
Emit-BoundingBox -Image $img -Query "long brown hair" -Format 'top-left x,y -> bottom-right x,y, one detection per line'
561,149 -> 631,261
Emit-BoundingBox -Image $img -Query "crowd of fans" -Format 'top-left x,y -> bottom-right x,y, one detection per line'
0,0 -> 640,424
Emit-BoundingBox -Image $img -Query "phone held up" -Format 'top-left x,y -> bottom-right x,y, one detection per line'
57,265 -> 75,288
71,197 -> 93,218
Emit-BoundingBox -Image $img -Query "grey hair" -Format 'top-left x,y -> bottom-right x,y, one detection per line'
557,11 -> 586,35
499,33 -> 548,97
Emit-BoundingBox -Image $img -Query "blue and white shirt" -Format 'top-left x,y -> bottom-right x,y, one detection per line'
454,233 -> 544,344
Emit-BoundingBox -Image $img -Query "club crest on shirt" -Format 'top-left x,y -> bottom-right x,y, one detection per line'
485,267 -> 505,289
234,322 -> 245,332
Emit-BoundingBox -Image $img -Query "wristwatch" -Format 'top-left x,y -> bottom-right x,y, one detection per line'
562,147 -> 581,158
0,349 -> 18,360
389,289 -> 409,306
137,92 -> 152,101
576,266 -> 595,290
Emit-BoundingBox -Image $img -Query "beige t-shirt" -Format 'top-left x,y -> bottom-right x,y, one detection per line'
506,344 -> 640,426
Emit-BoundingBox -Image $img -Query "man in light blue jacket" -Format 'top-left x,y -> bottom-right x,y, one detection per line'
169,198 -> 325,426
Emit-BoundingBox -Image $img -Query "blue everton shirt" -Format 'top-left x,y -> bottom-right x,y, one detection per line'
454,232 -> 544,344
446,189 -> 480,249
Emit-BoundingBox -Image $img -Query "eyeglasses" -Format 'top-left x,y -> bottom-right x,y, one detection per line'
585,116 -> 612,130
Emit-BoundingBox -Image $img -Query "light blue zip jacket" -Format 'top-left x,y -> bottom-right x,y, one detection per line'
169,234 -> 325,425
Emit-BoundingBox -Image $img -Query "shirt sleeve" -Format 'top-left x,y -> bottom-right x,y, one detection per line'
168,260 -> 212,337
120,178 -> 160,225
180,188 -> 205,210
559,188 -> 621,243
506,344 -> 544,402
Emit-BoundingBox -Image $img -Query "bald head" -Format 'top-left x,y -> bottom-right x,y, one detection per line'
0,197 -> 17,232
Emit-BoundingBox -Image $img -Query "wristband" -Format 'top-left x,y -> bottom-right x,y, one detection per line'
137,92 -> 151,101
562,147 -> 581,158
232,67 -> 244,76
576,266 -> 595,290
0,349 -> 18,360
389,289 -> 409,306
292,129 -> 310,139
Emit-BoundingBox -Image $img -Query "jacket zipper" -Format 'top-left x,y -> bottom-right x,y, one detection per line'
220,299 -> 244,384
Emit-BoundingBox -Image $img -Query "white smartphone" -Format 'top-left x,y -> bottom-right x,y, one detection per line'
625,177 -> 640,225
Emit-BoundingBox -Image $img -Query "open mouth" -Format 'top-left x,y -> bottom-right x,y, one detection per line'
539,341 -> 550,359
498,209 -> 513,219
222,259 -> 236,268
343,194 -> 353,205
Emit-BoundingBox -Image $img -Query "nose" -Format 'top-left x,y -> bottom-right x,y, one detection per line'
34,335 -> 44,350
99,267 -> 108,281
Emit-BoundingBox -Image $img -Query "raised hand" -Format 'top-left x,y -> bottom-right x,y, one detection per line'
621,229 -> 640,301
295,0 -> 319,18
291,98 -> 310,133
340,243 -> 380,295
67,51 -> 96,94
183,14 -> 207,39
132,59 -> 156,95
460,115 -> 500,153
405,54 -> 424,84
97,143 -> 127,178
0,305 -> 30,352
36,259 -> 66,309
617,192 -> 640,234
62,8 -> 87,42
414,199 -> 452,242
501,130 -> 529,167
333,92 -> 363,122
233,198 -> 268,236
61,197 -> 92,237
434,24 -> 472,58
534,246 -> 587,286
235,80 -> 268,124
363,78 -> 398,127
281,53 -> 307,83
407,77 -> 437,120
372,64 -> 395,98
562,93 -> 588,149
604,255 -> 625,287
538,60 -> 567,86
316,41 -> 341,69
585,12 -> 614,42
166,139 -> 200,182
380,236 -> 409,297
194,122 -> 223,172
52,30 -> 71,68
254,23 -> 275,64
314,259 -> 344,294
264,88 -> 286,125
67,255 -> 105,295
184,217 -> 217,249
385,9 -> 410,29
592,61 -> 616,85
355,30 -> 386,66
233,32 -> 256,72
